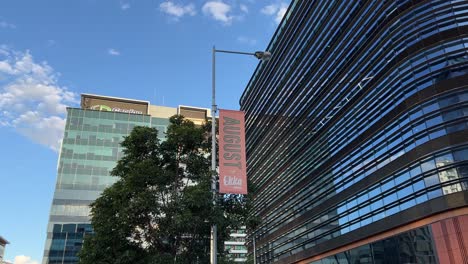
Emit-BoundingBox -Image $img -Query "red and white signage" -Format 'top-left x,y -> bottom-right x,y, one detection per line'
218,109 -> 247,194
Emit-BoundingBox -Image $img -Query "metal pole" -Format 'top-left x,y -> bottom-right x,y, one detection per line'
215,49 -> 256,56
209,46 -> 269,264
210,46 -> 218,264
253,234 -> 257,264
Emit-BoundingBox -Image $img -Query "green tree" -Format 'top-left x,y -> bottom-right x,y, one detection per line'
79,115 -> 254,264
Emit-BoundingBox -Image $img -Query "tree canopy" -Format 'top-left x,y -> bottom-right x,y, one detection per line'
78,115 -> 256,264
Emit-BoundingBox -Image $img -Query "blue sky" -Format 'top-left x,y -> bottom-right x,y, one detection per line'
0,0 -> 289,263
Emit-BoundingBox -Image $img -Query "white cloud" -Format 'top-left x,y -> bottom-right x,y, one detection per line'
120,2 -> 131,10
47,39 -> 56,47
14,255 -> 40,264
14,112 -> 66,151
237,36 -> 257,46
108,48 -> 120,56
261,2 -> 288,24
0,47 -> 78,151
260,4 -> 277,15
0,60 -> 14,74
0,20 -> 16,29
202,1 -> 233,25
240,4 -> 248,13
275,4 -> 288,24
159,1 -> 196,19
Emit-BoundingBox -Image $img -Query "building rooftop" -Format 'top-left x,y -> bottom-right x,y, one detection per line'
0,236 -> 8,245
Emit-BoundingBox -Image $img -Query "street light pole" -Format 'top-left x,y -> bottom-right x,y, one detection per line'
253,234 -> 257,264
211,46 -> 218,264
210,46 -> 271,264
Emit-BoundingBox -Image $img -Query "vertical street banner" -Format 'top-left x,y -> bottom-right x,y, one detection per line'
219,109 -> 248,194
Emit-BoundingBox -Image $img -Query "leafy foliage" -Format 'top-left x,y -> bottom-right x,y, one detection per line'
79,115 -> 255,264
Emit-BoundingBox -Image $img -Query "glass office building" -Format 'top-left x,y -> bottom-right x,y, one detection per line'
240,1 -> 468,263
42,94 -> 211,264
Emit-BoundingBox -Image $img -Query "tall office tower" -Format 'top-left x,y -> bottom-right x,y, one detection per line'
42,94 -> 211,264
241,1 -> 468,263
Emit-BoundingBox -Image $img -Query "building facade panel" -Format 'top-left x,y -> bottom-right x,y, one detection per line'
431,215 -> 468,264
240,0 -> 468,263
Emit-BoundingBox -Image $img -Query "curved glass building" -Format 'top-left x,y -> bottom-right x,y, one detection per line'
240,1 -> 468,263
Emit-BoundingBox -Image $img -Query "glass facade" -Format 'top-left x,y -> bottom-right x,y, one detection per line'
42,108 -> 170,264
240,1 -> 468,263
308,226 -> 437,264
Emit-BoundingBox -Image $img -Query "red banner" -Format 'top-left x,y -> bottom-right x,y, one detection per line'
218,109 -> 247,194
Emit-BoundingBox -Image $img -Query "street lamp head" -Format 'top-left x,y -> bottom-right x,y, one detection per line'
254,51 -> 272,61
